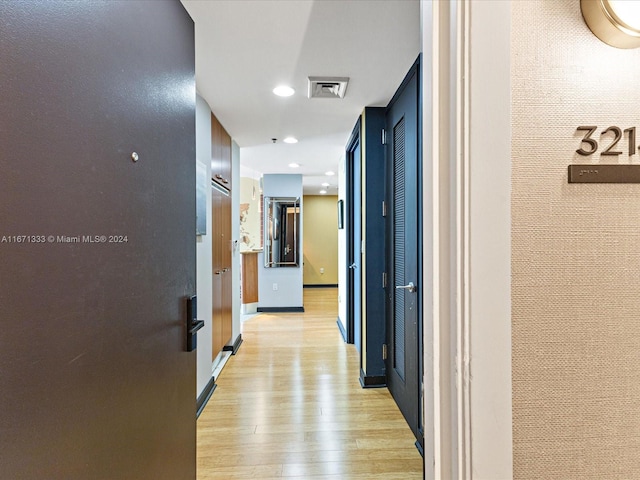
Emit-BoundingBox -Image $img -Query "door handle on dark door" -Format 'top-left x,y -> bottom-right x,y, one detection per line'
186,295 -> 205,352
349,263 -> 357,269
395,282 -> 416,293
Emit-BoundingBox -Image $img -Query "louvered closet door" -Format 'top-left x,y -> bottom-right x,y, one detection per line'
385,64 -> 421,443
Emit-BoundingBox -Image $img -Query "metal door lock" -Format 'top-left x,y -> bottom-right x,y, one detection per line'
186,295 -> 204,352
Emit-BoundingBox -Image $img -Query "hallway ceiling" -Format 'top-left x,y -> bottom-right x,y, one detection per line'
181,0 -> 420,194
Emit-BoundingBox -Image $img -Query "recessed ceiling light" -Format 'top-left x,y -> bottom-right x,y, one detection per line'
319,190 -> 327,195
273,85 -> 295,97
283,137 -> 298,144
325,171 -> 335,176
288,162 -> 300,168
321,182 -> 330,187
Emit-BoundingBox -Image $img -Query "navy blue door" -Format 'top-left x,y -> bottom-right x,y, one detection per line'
386,60 -> 421,442
347,123 -> 363,353
352,141 -> 363,353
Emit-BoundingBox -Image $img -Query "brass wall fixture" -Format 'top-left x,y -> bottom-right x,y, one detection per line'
581,0 -> 640,48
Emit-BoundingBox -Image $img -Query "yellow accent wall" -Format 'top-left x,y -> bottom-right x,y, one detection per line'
302,195 -> 338,285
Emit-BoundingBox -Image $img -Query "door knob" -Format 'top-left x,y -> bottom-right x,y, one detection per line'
349,263 -> 357,269
395,282 -> 416,293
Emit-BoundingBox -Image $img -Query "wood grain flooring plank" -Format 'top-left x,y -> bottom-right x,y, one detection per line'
196,288 -> 423,479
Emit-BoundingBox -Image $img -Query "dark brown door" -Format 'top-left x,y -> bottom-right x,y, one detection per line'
0,3 -> 197,478
211,182 -> 232,357
221,189 -> 233,348
211,112 -> 232,191
212,183 -> 224,357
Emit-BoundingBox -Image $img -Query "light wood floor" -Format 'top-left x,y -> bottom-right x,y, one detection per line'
197,287 -> 424,479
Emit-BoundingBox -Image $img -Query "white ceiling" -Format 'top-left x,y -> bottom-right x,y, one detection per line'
181,0 -> 420,194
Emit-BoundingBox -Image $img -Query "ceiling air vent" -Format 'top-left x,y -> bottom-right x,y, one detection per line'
308,77 -> 349,99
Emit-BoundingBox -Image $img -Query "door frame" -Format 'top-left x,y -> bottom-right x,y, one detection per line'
425,1 -> 513,478
345,119 -> 362,346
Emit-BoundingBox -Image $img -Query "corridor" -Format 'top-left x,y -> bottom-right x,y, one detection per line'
196,288 -> 423,479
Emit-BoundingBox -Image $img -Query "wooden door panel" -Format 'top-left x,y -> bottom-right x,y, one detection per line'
241,253 -> 259,304
212,185 -> 224,357
222,191 -> 233,346
211,112 -> 232,191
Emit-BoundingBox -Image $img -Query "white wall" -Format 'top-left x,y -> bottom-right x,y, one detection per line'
195,93 -> 213,398
195,98 -> 241,394
337,154 -> 347,330
258,174 -> 303,309
229,141 -> 241,346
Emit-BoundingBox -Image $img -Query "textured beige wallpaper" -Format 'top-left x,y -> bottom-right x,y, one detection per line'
512,1 -> 640,478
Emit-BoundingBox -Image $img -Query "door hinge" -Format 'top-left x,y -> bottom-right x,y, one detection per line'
382,272 -> 387,288
382,201 -> 387,217
382,344 -> 388,360
382,128 -> 387,145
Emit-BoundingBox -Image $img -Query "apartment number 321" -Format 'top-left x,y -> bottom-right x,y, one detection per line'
576,126 -> 639,156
